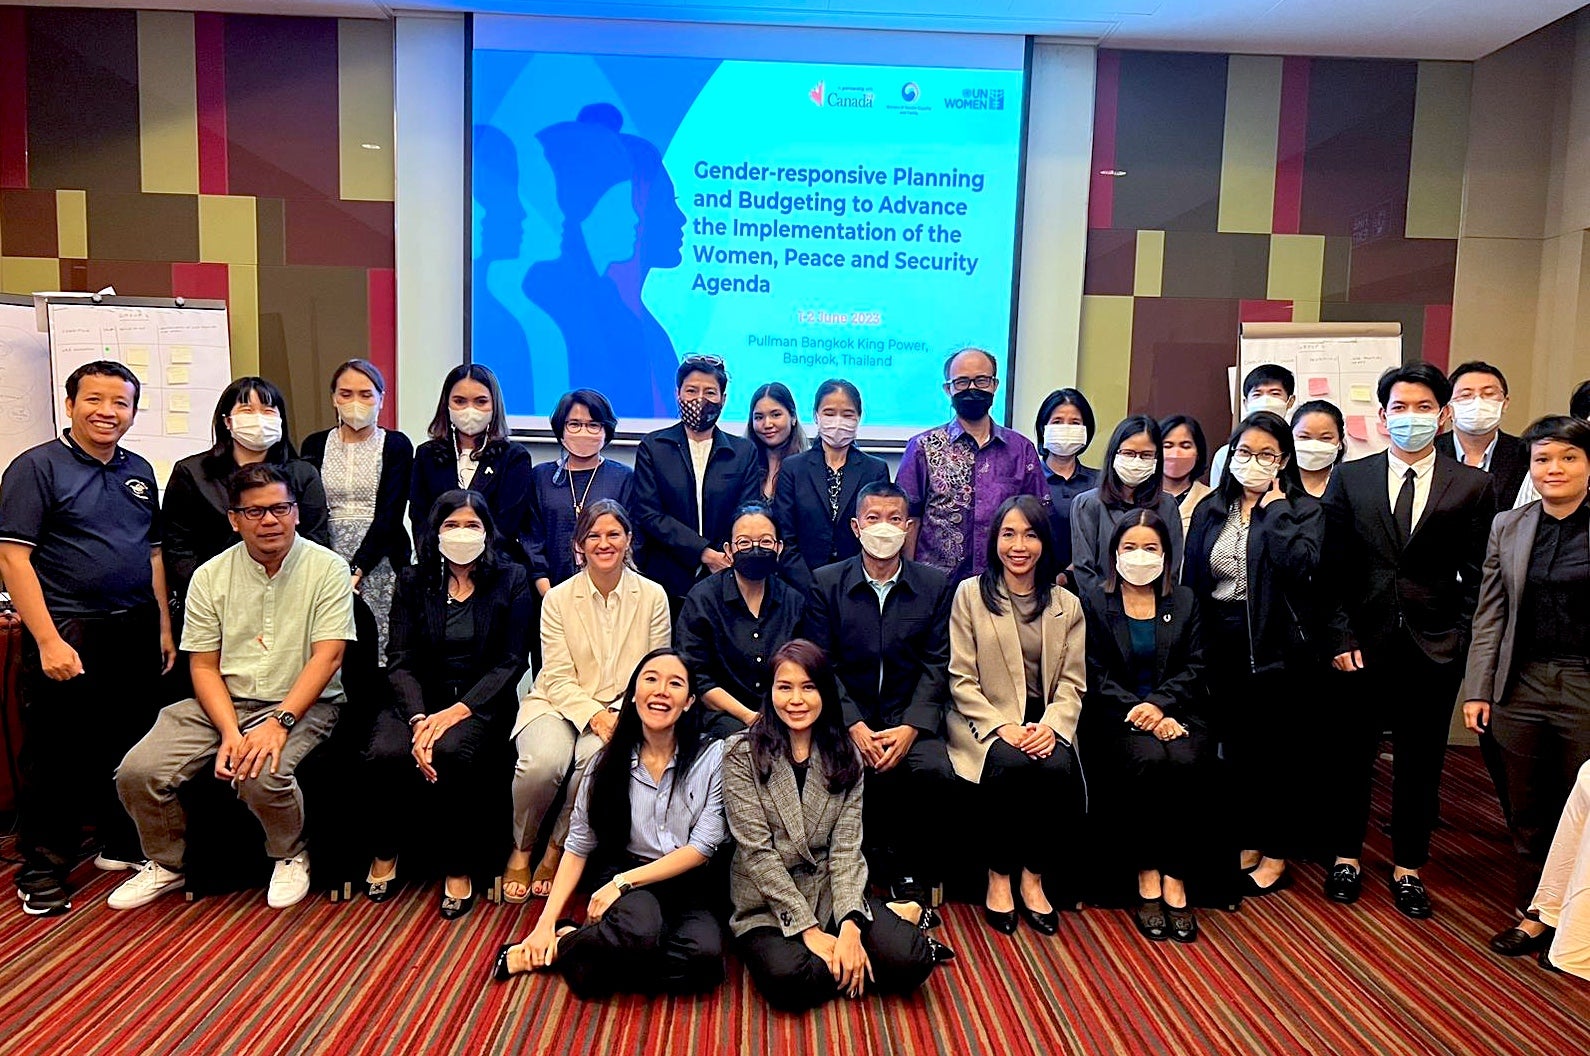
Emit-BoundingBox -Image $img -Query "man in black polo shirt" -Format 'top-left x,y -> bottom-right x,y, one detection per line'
0,361 -> 176,916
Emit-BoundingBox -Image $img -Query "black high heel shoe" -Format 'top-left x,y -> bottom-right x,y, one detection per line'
983,905 -> 1018,935
492,943 -> 515,982
918,906 -> 942,931
1019,899 -> 1059,936
926,936 -> 956,965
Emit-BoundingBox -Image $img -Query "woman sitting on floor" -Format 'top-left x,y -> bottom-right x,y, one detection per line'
493,648 -> 727,997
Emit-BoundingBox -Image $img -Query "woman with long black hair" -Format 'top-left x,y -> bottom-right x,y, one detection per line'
725,639 -> 950,1011
493,648 -> 727,998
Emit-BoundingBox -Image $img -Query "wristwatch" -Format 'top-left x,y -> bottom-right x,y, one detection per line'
613,873 -> 633,895
272,709 -> 297,731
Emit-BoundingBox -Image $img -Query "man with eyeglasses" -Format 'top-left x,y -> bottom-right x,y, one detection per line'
109,462 -> 355,911
897,348 -> 1047,583
0,361 -> 177,916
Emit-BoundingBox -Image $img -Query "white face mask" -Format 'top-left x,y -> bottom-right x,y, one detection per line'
438,526 -> 486,565
1246,393 -> 1290,417
1231,455 -> 1280,490
1116,550 -> 1165,587
450,406 -> 491,437
230,412 -> 283,453
1113,452 -> 1157,488
817,417 -> 858,449
1452,397 -> 1504,435
1293,439 -> 1340,472
337,399 -> 379,431
857,522 -> 907,560
1044,423 -> 1089,457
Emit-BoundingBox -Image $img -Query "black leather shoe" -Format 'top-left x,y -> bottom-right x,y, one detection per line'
1135,898 -> 1169,941
983,906 -> 1018,935
1490,924 -> 1554,956
1390,875 -> 1432,919
1539,947 -> 1564,973
918,906 -> 942,931
892,876 -> 929,907
1242,870 -> 1294,898
1020,905 -> 1059,936
492,943 -> 514,982
440,884 -> 476,920
1164,902 -> 1198,943
926,937 -> 956,965
1324,864 -> 1362,904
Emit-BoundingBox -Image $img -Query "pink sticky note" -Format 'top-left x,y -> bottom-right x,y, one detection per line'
1346,416 -> 1369,441
1308,376 -> 1330,396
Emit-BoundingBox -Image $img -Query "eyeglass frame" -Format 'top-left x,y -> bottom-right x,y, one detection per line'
1230,446 -> 1283,468
948,374 -> 998,393
229,501 -> 299,521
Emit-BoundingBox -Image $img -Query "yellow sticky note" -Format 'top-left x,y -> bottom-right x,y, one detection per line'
153,459 -> 173,483
138,391 -> 151,411
125,347 -> 151,368
166,364 -> 190,385
165,412 -> 189,435
1349,384 -> 1373,403
168,392 -> 191,412
169,346 -> 194,364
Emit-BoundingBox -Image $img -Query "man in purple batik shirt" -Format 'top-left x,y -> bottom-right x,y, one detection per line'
898,347 -> 1048,582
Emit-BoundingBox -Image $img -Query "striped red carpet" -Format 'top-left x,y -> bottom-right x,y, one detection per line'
0,748 -> 1586,1056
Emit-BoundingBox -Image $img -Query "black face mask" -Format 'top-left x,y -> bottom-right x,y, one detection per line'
680,396 -> 723,432
951,388 -> 994,422
733,546 -> 779,581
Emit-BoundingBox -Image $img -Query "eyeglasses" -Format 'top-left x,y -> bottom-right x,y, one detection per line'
562,421 -> 605,435
731,537 -> 778,551
1231,447 -> 1282,467
949,375 -> 997,393
230,501 -> 297,521
1114,449 -> 1158,463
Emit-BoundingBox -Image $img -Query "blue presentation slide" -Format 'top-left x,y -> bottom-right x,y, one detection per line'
472,47 -> 1026,433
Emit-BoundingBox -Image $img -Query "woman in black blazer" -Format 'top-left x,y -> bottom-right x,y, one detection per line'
363,489 -> 532,918
1082,509 -> 1212,944
164,376 -> 331,603
1183,412 -> 1322,897
300,359 -> 414,659
410,363 -> 534,567
772,379 -> 890,592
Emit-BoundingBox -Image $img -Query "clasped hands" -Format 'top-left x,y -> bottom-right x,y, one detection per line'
803,921 -> 873,998
849,722 -> 918,772
411,703 -> 471,782
1125,702 -> 1187,742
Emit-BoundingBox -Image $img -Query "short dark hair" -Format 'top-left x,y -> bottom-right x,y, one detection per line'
1105,508 -> 1175,596
814,378 -> 862,417
1099,414 -> 1164,509
942,347 -> 998,381
979,495 -> 1058,620
1035,388 -> 1096,456
1571,380 -> 1590,421
729,501 -> 781,542
226,462 -> 295,506
1521,414 -> 1590,457
1447,360 -> 1508,397
328,358 -> 386,395
855,480 -> 909,513
211,377 -> 294,461
550,388 -> 618,445
1158,414 -> 1209,482
1243,364 -> 1295,399
65,360 -> 141,407
676,355 -> 728,392
1216,411 -> 1305,504
429,363 -> 509,444
1376,361 -> 1452,408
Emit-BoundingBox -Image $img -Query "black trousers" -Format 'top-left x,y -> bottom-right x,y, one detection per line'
862,734 -> 955,886
979,738 -> 1082,877
738,895 -> 933,1012
363,706 -> 497,877
1492,659 -> 1590,913
1099,724 -> 1213,879
17,606 -> 162,881
556,866 -> 724,1000
1327,631 -> 1463,869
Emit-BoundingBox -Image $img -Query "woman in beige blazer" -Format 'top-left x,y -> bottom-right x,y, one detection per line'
948,495 -> 1087,937
502,499 -> 671,901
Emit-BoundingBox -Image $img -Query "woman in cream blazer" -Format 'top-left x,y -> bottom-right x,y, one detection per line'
948,495 -> 1087,936
503,499 -> 671,901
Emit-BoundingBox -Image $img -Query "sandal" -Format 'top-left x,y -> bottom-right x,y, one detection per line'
531,848 -> 560,898
501,865 -> 532,905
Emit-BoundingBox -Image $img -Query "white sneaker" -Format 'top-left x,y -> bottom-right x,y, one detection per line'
107,861 -> 185,909
93,853 -> 139,872
267,853 -> 311,909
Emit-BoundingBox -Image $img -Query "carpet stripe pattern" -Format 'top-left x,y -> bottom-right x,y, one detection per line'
0,748 -> 1586,1055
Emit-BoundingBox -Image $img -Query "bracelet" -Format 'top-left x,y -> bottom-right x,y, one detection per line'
408,714 -> 425,727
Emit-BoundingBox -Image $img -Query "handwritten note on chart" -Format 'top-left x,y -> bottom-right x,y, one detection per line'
1239,330 -> 1402,458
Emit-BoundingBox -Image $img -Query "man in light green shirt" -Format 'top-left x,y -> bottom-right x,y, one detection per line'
110,464 -> 355,910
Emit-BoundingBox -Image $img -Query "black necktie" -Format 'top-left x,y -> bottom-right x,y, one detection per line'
1394,467 -> 1416,543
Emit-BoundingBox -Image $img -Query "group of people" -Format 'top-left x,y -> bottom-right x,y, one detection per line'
1,345 -> 1587,1008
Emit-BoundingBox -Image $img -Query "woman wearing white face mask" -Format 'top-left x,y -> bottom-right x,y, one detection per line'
363,491 -> 532,918
411,363 -> 535,570
525,389 -> 635,597
301,360 -> 414,660
1184,412 -> 1324,898
1069,415 -> 1184,596
1290,400 -> 1347,498
164,377 -> 332,611
1035,388 -> 1098,592
1081,510 -> 1212,944
773,379 -> 890,593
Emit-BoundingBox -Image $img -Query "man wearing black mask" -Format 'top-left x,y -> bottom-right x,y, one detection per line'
633,355 -> 764,611
898,347 -> 1048,582
674,503 -> 805,740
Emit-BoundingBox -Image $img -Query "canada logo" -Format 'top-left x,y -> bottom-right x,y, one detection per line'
809,81 -> 825,106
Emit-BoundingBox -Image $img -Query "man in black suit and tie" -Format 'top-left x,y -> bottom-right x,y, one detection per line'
1322,361 -> 1497,919
803,482 -> 957,906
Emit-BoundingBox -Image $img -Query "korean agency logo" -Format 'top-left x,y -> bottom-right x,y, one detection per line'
901,82 -> 921,103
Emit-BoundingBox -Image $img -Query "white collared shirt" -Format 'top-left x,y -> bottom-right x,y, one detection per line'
586,569 -> 626,703
1386,447 -> 1438,531
1454,431 -> 1499,472
687,436 -> 713,535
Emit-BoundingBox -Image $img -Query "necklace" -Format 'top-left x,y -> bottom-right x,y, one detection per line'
568,463 -> 599,515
